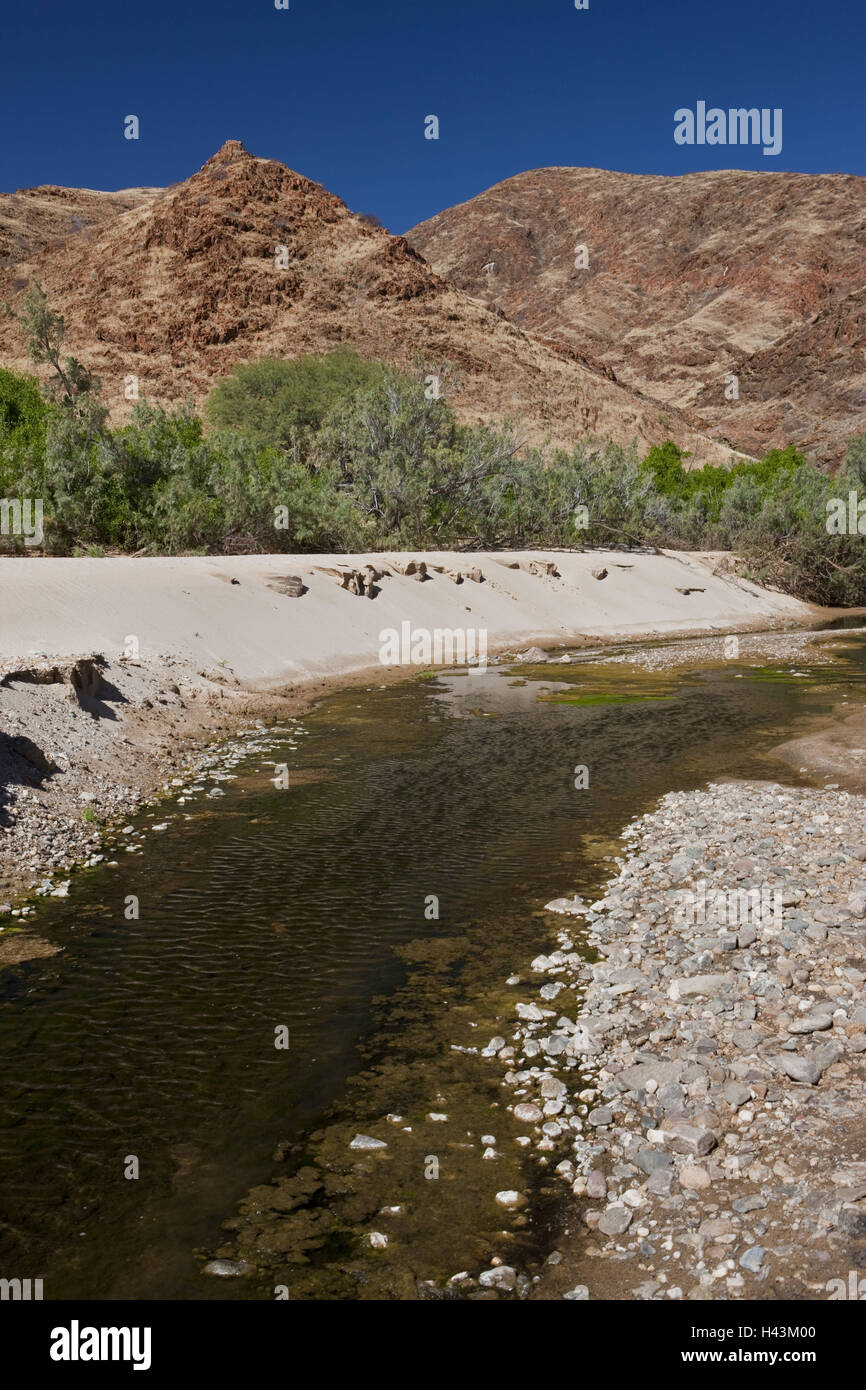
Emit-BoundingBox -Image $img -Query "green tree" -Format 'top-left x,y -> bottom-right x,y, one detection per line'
313,368 -> 502,546
843,434 -> 866,487
205,350 -> 387,452
3,279 -> 97,405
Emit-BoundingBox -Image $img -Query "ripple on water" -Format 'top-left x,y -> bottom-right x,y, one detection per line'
2,643 -> 866,1296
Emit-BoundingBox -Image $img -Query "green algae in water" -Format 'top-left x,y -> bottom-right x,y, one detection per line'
507,658 -> 679,708
537,690 -> 672,707
744,666 -> 810,683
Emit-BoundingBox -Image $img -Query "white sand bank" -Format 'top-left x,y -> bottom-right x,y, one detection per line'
0,549 -> 811,684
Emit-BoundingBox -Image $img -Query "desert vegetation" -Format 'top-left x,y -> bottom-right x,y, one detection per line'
1,285 -> 865,605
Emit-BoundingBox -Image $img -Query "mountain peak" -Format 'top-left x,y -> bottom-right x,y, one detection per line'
204,139 -> 253,167
0,154 -> 741,463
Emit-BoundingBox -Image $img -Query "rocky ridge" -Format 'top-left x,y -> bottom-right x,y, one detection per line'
0,183 -> 156,269
407,167 -> 866,465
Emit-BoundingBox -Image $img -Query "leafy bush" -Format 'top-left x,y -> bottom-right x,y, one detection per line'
205,350 -> 387,451
638,439 -> 866,605
0,367 -> 49,494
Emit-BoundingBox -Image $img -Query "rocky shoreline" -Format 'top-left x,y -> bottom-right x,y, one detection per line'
0,656 -> 257,907
0,650 -> 362,963
481,778 -> 866,1300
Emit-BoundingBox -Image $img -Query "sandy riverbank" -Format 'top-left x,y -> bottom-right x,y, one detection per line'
0,548 -> 811,683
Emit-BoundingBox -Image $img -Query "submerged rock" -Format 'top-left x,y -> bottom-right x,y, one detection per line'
494,1190 -> 525,1209
202,1259 -> 251,1277
349,1133 -> 388,1151
479,1265 -> 517,1291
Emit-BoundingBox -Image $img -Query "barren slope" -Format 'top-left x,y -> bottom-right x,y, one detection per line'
407,167 -> 866,464
0,184 -> 158,268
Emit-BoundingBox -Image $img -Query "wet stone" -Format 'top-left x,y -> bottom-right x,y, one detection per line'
479,1265 -> 517,1292
349,1134 -> 387,1151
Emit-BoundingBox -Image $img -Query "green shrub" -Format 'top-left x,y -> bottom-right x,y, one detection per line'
5,291 -> 866,610
0,367 -> 51,494
205,350 -> 387,451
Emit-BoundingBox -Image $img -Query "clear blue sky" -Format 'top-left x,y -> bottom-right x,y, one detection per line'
3,0 -> 863,232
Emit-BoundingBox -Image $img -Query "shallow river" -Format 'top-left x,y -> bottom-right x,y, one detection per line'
1,636 -> 864,1299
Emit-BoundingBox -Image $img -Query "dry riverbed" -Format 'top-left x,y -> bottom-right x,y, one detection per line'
601,622 -> 866,673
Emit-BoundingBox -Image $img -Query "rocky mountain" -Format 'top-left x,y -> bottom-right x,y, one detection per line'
407,167 -> 866,466
0,142 -> 735,462
0,184 -> 157,270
